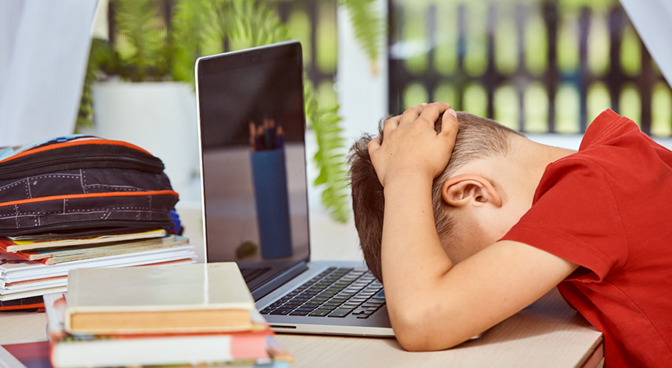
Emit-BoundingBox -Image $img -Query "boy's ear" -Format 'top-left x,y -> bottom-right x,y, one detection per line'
441,174 -> 503,208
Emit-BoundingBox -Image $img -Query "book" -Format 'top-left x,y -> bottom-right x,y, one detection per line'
0,286 -> 67,302
0,229 -> 166,252
65,262 -> 255,334
1,274 -> 66,290
1,244 -> 197,284
0,257 -> 198,302
1,238 -> 198,302
0,340 -> 51,368
41,292 -> 293,368
1,339 -> 292,368
3,235 -> 189,265
0,295 -> 43,311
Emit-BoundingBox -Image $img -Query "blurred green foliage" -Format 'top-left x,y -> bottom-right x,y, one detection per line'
78,0 -> 384,223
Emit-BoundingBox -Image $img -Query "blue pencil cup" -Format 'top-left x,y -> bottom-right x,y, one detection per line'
250,149 -> 293,259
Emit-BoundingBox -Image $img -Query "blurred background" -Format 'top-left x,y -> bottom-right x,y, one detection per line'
1,0 -> 670,262
93,0 -> 672,133
389,0 -> 671,136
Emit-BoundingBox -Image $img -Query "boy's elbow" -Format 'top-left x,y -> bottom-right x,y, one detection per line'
395,327 -> 436,352
390,304 -> 465,352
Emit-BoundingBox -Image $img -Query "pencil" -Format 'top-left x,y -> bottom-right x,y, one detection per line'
263,118 -> 273,150
249,121 -> 257,151
256,125 -> 266,151
276,123 -> 284,149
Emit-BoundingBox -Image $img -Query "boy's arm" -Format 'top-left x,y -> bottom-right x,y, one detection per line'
368,103 -> 578,351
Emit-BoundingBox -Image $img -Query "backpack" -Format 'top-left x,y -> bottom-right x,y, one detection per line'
0,135 -> 178,237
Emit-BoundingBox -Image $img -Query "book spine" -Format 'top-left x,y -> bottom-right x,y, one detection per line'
230,334 -> 269,360
0,295 -> 44,311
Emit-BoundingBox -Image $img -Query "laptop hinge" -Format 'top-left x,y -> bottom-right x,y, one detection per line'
251,261 -> 309,301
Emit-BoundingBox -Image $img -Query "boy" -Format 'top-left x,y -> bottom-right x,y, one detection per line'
348,102 -> 672,367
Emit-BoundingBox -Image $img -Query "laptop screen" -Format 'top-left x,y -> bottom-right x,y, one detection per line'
196,41 -> 310,274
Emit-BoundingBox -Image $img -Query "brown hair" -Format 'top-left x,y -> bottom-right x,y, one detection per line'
348,111 -> 522,282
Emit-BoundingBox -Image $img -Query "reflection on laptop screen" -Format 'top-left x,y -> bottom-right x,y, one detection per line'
197,42 -> 310,273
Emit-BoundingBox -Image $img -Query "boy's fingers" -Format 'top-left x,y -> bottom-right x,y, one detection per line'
440,108 -> 460,139
416,102 -> 451,128
367,136 -> 381,152
399,104 -> 426,125
382,116 -> 401,137
431,101 -> 451,111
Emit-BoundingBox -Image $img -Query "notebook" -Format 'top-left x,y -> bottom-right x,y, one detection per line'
64,263 -> 255,335
194,40 -> 393,336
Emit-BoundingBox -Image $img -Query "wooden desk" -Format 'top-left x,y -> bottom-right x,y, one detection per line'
0,212 -> 603,367
0,288 -> 603,368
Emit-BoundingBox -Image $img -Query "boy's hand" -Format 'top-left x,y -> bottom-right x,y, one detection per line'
367,102 -> 459,188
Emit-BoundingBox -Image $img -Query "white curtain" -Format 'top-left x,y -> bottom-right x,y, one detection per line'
619,0 -> 672,86
0,0 -> 98,147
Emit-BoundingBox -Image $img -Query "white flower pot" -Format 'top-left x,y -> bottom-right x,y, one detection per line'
92,80 -> 200,201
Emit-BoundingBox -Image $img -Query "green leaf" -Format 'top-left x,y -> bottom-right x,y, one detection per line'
314,170 -> 328,186
339,0 -> 385,71
171,0 -> 211,86
75,38 -> 113,133
86,0 -> 357,223
113,0 -> 168,81
305,73 -> 350,222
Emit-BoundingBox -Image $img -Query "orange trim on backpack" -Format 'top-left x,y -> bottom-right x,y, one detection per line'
0,190 -> 179,208
0,138 -> 154,164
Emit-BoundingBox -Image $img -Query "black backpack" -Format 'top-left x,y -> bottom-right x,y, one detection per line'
0,135 -> 178,236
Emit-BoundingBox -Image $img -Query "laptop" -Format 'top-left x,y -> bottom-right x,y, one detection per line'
194,40 -> 393,337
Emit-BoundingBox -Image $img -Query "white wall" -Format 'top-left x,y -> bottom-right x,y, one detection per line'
336,0 -> 389,149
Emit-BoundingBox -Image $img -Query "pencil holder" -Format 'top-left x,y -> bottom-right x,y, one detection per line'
250,148 -> 293,259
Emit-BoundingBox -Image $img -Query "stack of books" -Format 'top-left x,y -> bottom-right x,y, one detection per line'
43,262 -> 292,368
0,229 -> 198,310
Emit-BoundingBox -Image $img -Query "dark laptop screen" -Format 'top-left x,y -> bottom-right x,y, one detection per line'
196,41 -> 310,272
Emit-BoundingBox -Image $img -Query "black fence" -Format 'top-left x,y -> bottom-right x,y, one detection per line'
103,0 -> 672,136
387,0 -> 672,136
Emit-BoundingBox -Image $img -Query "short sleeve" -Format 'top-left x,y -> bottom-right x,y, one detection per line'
501,158 -> 628,283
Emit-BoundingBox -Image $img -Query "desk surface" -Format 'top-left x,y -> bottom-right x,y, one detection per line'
0,210 -> 603,367
0,288 -> 603,368
277,288 -> 603,367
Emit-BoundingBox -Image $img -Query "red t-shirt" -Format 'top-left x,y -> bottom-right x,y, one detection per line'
502,109 -> 672,367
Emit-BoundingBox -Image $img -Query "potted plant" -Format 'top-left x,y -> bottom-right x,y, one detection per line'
79,0 -> 384,222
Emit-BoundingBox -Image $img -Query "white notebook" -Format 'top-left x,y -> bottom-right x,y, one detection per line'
65,262 -> 255,334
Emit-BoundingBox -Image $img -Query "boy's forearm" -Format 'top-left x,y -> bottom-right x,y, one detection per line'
381,176 -> 579,351
381,175 -> 456,344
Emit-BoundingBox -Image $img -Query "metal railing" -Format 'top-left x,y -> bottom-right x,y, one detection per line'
387,0 -> 672,136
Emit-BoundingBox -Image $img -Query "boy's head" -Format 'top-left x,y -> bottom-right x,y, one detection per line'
349,111 -> 524,282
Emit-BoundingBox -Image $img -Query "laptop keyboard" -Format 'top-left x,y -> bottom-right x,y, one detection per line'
260,267 -> 385,319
